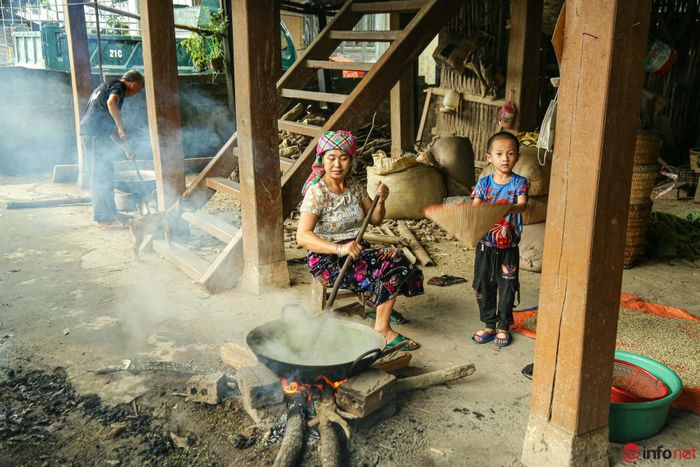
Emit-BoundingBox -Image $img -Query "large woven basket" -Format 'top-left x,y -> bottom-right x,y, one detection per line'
629,164 -> 658,203
624,201 -> 653,268
633,131 -> 663,165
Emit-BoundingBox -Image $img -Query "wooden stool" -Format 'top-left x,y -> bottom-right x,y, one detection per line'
310,280 -> 367,317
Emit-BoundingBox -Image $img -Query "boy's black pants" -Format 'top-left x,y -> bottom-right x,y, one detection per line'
472,243 -> 520,331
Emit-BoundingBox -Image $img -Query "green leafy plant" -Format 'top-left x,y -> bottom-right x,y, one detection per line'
181,8 -> 229,73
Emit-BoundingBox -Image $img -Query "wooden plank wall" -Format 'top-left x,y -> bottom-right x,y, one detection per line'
435,1 -> 510,161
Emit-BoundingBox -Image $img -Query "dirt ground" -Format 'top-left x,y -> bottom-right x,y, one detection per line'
1,174 -> 698,466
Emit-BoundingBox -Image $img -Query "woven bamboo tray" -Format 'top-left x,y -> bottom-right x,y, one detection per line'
629,164 -> 658,203
633,131 -> 663,166
624,201 -> 653,268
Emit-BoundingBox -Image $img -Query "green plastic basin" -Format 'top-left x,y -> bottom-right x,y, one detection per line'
609,350 -> 683,443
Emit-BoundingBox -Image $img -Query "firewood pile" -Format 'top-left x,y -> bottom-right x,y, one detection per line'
277,103 -> 390,169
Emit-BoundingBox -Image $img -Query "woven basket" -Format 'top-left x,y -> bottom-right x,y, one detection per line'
629,164 -> 658,203
624,201 -> 653,267
633,131 -> 663,165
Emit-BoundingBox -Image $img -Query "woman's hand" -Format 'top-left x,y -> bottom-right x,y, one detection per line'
340,241 -> 362,260
375,182 -> 389,203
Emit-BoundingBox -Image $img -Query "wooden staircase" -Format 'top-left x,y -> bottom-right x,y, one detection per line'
159,0 -> 461,292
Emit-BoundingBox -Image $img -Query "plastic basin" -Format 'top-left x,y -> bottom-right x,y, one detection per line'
609,350 -> 682,443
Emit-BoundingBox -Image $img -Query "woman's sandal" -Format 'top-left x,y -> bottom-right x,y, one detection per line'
386,333 -> 420,351
471,330 -> 496,344
494,330 -> 512,348
365,309 -> 409,325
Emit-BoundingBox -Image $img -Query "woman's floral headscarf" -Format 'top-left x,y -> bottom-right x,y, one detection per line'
301,130 -> 357,195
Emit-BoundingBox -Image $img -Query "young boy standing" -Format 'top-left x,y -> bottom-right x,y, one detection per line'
470,131 -> 528,347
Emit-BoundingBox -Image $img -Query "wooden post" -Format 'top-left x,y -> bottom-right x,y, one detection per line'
505,0 -> 543,131
63,0 -> 93,189
139,0 -> 185,210
232,0 -> 290,293
390,13 -> 415,157
521,1 -> 651,466
220,0 -> 236,115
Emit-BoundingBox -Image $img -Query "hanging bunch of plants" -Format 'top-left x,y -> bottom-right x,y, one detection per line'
181,9 -> 229,74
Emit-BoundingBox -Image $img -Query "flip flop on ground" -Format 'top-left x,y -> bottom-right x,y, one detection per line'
471,329 -> 496,344
386,333 -> 420,351
365,309 -> 409,325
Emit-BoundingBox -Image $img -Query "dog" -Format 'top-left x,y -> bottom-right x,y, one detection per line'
129,199 -> 193,259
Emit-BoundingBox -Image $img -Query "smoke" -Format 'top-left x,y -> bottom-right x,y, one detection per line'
0,67 -> 234,176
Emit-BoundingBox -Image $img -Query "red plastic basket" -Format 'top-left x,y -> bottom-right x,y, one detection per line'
610,359 -> 669,403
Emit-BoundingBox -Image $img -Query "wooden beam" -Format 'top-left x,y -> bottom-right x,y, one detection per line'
522,0 -> 651,465
390,13 -> 415,157
306,60 -> 375,71
206,176 -> 240,199
352,0 -> 426,13
279,89 -> 348,104
181,211 -> 238,243
232,0 -> 290,293
281,0 -> 461,217
278,120 -> 323,137
220,0 -> 236,114
182,133 -> 238,209
63,0 -> 93,189
329,30 -> 401,42
139,0 -> 185,210
505,0 -> 543,131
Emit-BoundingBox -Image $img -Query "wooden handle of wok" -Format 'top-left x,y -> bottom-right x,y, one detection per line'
324,196 -> 380,311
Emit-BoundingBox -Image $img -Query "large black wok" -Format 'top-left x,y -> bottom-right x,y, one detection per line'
247,197 -> 393,383
247,312 -> 398,383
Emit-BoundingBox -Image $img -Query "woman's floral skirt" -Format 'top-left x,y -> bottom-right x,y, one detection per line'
307,241 -> 424,308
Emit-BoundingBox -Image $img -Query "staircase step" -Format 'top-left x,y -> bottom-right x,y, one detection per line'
206,177 -> 240,199
329,30 -> 401,42
280,88 -> 348,104
278,120 -> 323,137
182,210 -> 238,243
352,0 -> 426,13
305,59 -> 374,72
153,239 -> 209,282
279,157 -> 294,170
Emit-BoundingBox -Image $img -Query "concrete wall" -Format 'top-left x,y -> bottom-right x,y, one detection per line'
0,67 -> 234,175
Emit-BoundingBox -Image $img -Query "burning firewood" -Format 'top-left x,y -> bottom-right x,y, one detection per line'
308,387 -> 349,467
273,404 -> 305,467
307,387 -> 352,440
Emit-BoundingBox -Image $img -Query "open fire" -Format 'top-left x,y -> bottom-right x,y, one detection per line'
280,375 -> 348,402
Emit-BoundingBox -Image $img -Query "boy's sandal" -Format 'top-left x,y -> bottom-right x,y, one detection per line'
365,309 -> 409,325
494,331 -> 512,348
386,333 -> 420,351
521,363 -> 534,380
471,330 -> 496,344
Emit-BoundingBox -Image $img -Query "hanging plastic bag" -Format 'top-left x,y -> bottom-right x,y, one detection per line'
497,89 -> 517,129
536,89 -> 558,165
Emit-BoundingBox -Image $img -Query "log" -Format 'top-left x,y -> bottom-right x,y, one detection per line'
362,232 -> 402,244
5,197 -> 92,209
219,343 -> 259,370
372,353 -> 412,373
319,387 -> 341,467
281,103 -> 305,121
273,405 -> 305,467
401,247 -> 417,265
395,363 -> 476,393
396,221 -> 434,266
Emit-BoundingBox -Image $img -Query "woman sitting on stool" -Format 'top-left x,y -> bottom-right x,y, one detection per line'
296,130 -> 424,350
